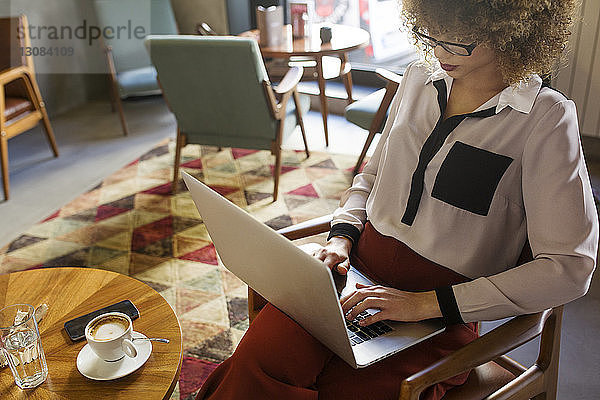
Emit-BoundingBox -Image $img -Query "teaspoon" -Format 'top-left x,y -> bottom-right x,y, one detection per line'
133,337 -> 170,343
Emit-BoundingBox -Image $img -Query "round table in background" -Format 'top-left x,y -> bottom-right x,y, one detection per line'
241,24 -> 370,146
0,267 -> 182,399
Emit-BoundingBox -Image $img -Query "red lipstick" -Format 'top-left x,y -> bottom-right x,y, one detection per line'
440,63 -> 457,72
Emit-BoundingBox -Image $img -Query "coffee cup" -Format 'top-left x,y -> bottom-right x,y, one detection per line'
84,312 -> 137,362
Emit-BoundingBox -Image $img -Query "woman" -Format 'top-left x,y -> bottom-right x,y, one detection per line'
197,0 -> 598,399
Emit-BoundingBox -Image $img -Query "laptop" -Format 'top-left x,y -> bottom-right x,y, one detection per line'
182,172 -> 445,368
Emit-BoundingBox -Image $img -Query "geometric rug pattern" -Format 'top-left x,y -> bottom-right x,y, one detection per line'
0,139 -> 357,399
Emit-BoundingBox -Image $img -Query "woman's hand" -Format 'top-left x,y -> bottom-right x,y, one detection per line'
340,283 -> 442,325
312,236 -> 353,274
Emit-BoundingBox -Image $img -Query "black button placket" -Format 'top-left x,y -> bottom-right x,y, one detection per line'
401,80 -> 497,226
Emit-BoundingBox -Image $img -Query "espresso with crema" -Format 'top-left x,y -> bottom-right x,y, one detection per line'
88,315 -> 129,341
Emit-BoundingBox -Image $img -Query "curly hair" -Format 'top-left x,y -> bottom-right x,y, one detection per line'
400,0 -> 579,84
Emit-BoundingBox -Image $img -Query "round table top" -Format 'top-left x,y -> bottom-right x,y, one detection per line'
240,23 -> 370,57
0,267 -> 182,400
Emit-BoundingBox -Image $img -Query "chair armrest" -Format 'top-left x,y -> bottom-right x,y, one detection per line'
276,214 -> 332,240
197,22 -> 217,36
375,68 -> 402,85
399,309 -> 551,400
274,66 -> 304,95
0,66 -> 32,86
263,66 -> 305,120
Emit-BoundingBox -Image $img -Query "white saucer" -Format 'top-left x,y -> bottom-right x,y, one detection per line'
76,331 -> 152,380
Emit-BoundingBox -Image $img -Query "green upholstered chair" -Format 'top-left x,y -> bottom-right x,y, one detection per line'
345,69 -> 402,175
93,0 -> 178,135
144,35 -> 310,200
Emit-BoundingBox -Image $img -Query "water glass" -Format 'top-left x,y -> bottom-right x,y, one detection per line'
0,304 -> 48,389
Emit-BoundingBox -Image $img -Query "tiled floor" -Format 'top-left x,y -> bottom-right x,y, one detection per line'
0,96 -> 598,399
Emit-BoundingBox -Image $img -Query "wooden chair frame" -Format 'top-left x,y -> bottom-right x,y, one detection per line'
170,66 -> 310,200
287,53 -> 353,147
352,68 -> 402,175
0,15 -> 59,200
104,45 -> 129,136
247,215 -> 564,400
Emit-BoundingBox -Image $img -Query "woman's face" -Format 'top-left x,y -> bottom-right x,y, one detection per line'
433,42 -> 499,82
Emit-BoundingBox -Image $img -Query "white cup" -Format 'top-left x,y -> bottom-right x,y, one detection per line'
84,312 -> 137,362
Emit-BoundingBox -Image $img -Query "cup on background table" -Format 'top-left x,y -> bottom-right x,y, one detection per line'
84,312 -> 137,362
0,304 -> 48,389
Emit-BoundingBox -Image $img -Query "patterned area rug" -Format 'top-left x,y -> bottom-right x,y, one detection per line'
0,139 -> 357,399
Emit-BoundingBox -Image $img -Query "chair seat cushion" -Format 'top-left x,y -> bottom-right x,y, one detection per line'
442,361 -> 515,400
4,96 -> 33,121
344,88 -> 387,131
117,66 -> 161,98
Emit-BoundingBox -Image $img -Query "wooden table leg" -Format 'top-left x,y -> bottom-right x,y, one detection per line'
341,53 -> 354,105
316,55 -> 329,147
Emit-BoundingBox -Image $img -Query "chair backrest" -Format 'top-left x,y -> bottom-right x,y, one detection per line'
145,35 -> 278,149
0,15 -> 35,98
0,16 -> 31,72
93,0 -> 178,72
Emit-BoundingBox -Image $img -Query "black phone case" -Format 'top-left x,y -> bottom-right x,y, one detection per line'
63,300 -> 139,342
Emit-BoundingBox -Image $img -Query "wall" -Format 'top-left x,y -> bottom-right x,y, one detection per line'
170,0 -> 252,35
170,0 -> 230,34
553,0 -> 600,138
0,0 -> 110,116
0,0 -> 255,117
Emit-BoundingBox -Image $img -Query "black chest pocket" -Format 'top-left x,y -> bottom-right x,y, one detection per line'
431,141 -> 513,216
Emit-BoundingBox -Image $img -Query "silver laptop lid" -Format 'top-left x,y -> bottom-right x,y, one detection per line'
182,172 -> 357,367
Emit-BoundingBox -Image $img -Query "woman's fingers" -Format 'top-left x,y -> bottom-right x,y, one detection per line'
340,284 -> 418,323
335,259 -> 350,274
354,309 -> 388,326
340,284 -> 441,323
312,244 -> 350,274
340,284 -> 375,313
312,246 -> 327,260
344,296 -> 384,321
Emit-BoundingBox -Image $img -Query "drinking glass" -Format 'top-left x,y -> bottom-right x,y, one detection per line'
0,304 -> 48,389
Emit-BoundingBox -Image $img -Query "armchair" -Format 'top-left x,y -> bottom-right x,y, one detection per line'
93,0 -> 178,135
248,216 -> 563,400
145,35 -> 310,199
345,68 -> 402,175
0,15 -> 59,201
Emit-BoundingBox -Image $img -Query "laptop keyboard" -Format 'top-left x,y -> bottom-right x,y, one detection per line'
346,311 -> 393,346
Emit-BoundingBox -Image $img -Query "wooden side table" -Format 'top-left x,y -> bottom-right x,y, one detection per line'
0,267 -> 182,399
242,24 -> 370,146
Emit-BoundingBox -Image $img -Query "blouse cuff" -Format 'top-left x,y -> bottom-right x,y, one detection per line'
435,286 -> 465,325
328,223 -> 361,245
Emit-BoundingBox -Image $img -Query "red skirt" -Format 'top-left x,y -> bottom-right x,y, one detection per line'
196,222 -> 478,400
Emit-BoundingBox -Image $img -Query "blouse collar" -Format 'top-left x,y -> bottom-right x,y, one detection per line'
425,67 -> 542,115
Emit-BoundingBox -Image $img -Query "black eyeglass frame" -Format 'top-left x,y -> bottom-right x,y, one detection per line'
412,27 -> 477,56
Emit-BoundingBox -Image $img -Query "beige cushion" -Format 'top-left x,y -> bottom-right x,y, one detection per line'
3,96 -> 33,121
443,362 -> 515,400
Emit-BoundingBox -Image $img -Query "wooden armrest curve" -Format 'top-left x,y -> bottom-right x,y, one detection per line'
400,309 -> 551,397
375,68 -> 402,85
274,66 -> 304,95
276,214 -> 332,240
0,66 -> 32,86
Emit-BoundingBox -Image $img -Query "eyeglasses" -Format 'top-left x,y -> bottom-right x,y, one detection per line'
412,27 -> 476,56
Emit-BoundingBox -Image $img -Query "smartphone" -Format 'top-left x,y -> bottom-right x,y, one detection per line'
63,300 -> 139,342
